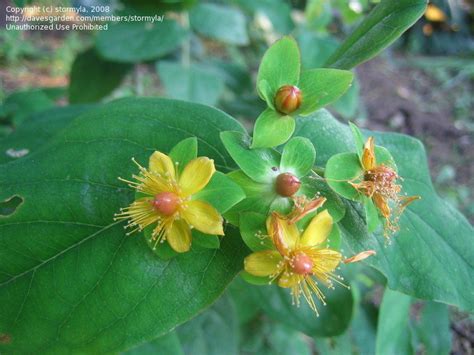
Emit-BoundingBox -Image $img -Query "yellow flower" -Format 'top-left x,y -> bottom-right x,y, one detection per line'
244,211 -> 343,315
115,151 -> 224,253
352,137 -> 420,234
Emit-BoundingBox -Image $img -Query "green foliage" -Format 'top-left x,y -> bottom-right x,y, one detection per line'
1,1 -> 471,352
190,3 -> 249,45
69,48 -> 131,103
96,21 -> 188,63
326,0 -> 428,69
0,105 -> 95,164
0,98 -> 247,353
376,289 -> 413,354
157,62 -> 225,106
295,110 -> 474,312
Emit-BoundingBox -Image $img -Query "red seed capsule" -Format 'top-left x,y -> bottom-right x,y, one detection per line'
152,192 -> 179,216
274,85 -> 302,115
275,173 -> 301,197
291,253 -> 313,275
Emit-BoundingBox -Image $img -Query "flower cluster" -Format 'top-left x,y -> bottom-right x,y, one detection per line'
116,36 -> 418,313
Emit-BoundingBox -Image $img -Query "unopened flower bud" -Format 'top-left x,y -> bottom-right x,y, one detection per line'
274,85 -> 302,115
275,173 -> 301,197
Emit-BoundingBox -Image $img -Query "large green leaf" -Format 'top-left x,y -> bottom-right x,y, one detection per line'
1,88 -> 56,126
190,3 -> 249,45
0,98 -> 248,353
294,110 -> 474,312
0,105 -> 95,164
157,61 -> 225,106
177,295 -> 239,355
326,0 -> 427,69
249,282 -> 354,337
376,289 -> 413,355
413,302 -> 451,355
96,21 -> 188,63
123,294 -> 239,355
122,331 -> 183,355
69,48 -> 131,104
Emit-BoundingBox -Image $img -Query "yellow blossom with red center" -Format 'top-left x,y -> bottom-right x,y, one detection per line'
351,137 -> 420,234
115,151 -> 224,253
244,211 -> 344,315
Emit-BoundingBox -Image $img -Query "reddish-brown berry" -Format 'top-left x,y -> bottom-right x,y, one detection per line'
275,173 -> 301,197
152,192 -> 179,216
274,85 -> 302,115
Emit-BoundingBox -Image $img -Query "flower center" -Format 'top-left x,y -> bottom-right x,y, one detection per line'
275,173 -> 301,197
274,85 -> 302,115
291,253 -> 313,275
364,165 -> 399,196
152,192 -> 179,216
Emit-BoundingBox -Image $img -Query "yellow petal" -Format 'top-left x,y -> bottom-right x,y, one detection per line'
266,213 -> 299,255
311,249 -> 342,282
277,270 -> 300,288
179,157 -> 215,196
149,151 -> 176,180
244,250 -> 283,277
362,136 -> 376,170
166,219 -> 191,253
182,200 -> 224,235
300,209 -> 333,247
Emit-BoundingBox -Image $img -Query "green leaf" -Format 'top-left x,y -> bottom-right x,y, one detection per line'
249,282 -> 353,337
190,3 -> 249,45
256,79 -> 275,110
192,231 -> 220,250
296,69 -> 354,115
280,137 -> 316,178
376,289 -> 413,355
298,33 -> 339,69
251,108 -> 295,149
331,79 -> 360,119
177,295 -> 239,355
157,61 -> 225,106
364,196 -> 381,233
325,152 -> 363,201
234,0 -> 294,34
193,171 -> 245,214
124,294 -> 239,355
221,130 -> 280,183
298,177 -> 346,223
169,137 -> 198,174
1,88 -> 56,126
414,302 -> 451,355
0,105 -> 95,164
294,110 -> 474,312
122,331 -> 183,355
257,36 -> 300,100
96,21 -> 187,63
0,98 -> 248,353
69,48 -> 131,104
315,332 -> 352,355
349,122 -> 364,159
326,0 -> 428,69
228,276 -> 261,324
240,212 -> 273,251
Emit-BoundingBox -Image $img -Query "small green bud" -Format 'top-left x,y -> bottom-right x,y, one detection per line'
275,172 -> 301,197
274,85 -> 302,115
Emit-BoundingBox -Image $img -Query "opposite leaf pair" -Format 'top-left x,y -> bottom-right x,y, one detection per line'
253,36 -> 353,148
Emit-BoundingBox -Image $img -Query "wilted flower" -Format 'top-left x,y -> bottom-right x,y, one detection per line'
115,151 -> 224,253
350,136 -> 420,235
